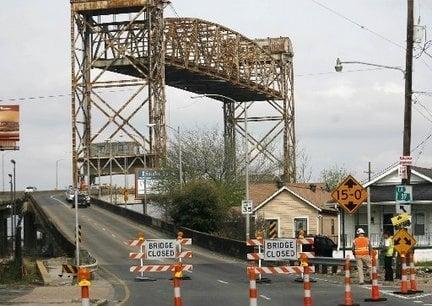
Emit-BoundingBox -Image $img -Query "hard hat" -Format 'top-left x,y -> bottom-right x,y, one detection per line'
356,228 -> 365,235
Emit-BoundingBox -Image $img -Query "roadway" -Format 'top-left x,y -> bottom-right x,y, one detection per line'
33,192 -> 432,306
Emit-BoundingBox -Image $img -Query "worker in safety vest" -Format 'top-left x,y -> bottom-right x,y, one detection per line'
382,231 -> 394,281
352,228 -> 372,285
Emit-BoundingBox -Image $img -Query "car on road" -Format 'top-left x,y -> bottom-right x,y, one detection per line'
24,186 -> 37,193
65,186 -> 75,202
71,192 -> 91,208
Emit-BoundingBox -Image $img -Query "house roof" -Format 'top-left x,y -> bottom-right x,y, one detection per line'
250,182 -> 335,213
364,165 -> 432,187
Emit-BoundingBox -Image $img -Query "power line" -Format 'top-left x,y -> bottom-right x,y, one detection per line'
295,67 -> 384,77
309,0 -> 405,49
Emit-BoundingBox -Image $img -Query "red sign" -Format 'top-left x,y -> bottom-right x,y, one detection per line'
399,156 -> 413,166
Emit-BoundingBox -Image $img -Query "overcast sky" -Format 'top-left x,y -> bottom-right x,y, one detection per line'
1,0 -> 431,190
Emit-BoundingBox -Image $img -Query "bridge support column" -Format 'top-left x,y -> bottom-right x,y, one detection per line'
0,213 -> 7,256
223,101 -> 236,180
24,213 -> 36,252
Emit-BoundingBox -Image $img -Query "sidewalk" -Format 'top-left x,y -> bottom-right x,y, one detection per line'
1,257 -> 114,306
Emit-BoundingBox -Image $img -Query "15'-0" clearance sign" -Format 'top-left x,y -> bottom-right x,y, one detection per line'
331,175 -> 368,214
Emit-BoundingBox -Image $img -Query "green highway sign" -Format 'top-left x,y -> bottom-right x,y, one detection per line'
395,185 -> 412,204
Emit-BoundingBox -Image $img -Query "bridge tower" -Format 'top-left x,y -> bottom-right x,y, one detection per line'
70,0 -> 169,187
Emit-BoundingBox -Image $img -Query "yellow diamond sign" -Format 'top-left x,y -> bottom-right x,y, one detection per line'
331,175 -> 368,214
393,228 -> 416,255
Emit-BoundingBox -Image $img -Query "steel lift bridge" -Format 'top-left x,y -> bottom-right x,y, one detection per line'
71,0 -> 295,187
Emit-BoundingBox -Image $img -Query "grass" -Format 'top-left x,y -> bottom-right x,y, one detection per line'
415,261 -> 432,267
0,258 -> 42,285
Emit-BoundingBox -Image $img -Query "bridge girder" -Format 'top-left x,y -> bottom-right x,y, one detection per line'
71,1 -> 296,186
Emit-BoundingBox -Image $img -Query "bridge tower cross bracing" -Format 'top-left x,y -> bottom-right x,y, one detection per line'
70,0 -> 169,187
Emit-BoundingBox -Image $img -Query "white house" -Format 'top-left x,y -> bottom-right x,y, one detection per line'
335,166 -> 432,261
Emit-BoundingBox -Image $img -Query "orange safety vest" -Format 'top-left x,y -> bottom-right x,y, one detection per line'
353,237 -> 370,256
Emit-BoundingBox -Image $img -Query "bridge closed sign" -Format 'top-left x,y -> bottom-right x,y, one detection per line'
145,239 -> 177,260
264,239 -> 297,261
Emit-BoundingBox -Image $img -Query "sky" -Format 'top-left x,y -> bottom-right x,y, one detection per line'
0,0 -> 431,190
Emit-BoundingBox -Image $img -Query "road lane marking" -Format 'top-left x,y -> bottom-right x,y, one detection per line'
260,295 -> 271,300
50,195 -> 70,210
112,234 -> 116,238
413,301 -> 424,303
102,228 -> 106,231
217,280 -> 229,284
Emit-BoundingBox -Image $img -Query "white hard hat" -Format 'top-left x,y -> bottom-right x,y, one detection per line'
356,228 -> 365,235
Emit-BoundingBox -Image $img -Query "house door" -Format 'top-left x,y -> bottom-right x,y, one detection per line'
383,213 -> 394,235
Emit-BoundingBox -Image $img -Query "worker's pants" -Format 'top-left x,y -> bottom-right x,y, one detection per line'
356,255 -> 371,284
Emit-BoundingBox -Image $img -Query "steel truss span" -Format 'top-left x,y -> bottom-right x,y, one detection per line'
71,0 -> 295,187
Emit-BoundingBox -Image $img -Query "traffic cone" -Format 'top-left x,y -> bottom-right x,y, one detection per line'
338,257 -> 359,306
365,250 -> 386,302
248,266 -> 258,306
173,264 -> 183,306
393,254 -> 413,295
303,265 -> 312,306
408,252 -> 423,294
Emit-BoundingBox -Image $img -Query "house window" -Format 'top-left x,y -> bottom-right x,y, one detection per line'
355,212 -> 368,235
414,212 -> 425,236
294,217 -> 308,237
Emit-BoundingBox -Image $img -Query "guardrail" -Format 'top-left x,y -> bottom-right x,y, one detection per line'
309,257 -> 356,266
29,194 -> 98,271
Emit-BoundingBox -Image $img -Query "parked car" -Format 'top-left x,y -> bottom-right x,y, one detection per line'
71,192 -> 91,208
25,186 -> 37,193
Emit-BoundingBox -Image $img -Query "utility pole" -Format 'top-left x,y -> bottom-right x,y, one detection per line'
402,0 -> 414,185
364,162 -> 373,181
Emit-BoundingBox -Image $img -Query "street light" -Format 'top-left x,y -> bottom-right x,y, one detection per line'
335,58 -> 405,74
191,93 -> 251,241
8,173 -> 13,255
334,57 -> 411,245
105,138 -> 113,204
10,159 -> 16,252
55,159 -> 66,190
164,124 -> 183,189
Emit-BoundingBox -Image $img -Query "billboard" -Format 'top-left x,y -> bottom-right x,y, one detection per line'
0,105 -> 19,150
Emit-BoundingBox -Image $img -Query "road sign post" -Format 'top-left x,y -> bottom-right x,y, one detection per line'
332,175 -> 367,257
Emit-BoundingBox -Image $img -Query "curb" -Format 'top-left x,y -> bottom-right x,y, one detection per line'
35,260 -> 50,285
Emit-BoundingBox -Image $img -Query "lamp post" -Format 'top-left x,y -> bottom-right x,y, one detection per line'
8,173 -> 13,254
55,159 -> 66,190
2,152 -> 8,193
191,93 -> 251,240
10,159 -> 16,251
335,56 -> 410,238
105,139 -> 113,204
165,124 -> 183,189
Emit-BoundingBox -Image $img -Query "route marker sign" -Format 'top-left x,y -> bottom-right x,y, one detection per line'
144,239 -> 177,260
393,228 -> 416,255
331,175 -> 367,214
395,185 -> 412,204
263,239 -> 297,261
241,200 -> 253,215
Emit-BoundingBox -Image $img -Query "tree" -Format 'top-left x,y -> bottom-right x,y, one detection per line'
320,164 -> 351,191
170,180 -> 224,233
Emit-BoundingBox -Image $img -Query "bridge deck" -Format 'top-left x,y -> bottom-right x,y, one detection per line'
94,58 -> 279,102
